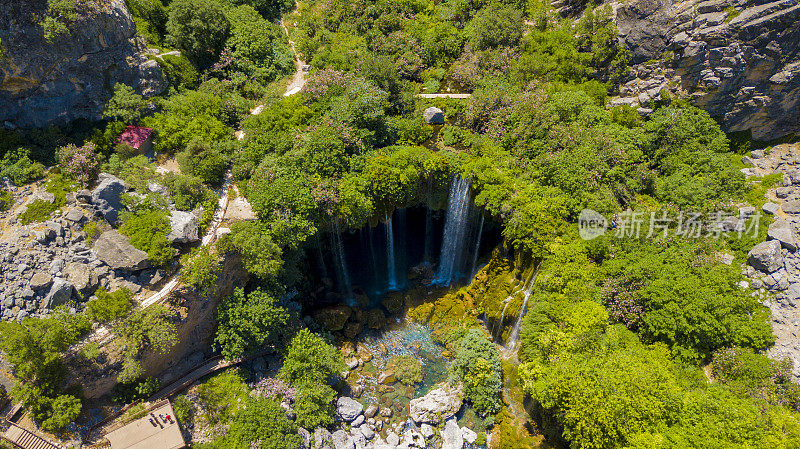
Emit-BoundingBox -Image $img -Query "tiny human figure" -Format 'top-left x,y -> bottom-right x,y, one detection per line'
166,414 -> 172,423
148,418 -> 156,427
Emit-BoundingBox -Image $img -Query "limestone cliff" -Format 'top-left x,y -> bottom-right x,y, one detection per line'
612,0 -> 800,140
0,0 -> 165,129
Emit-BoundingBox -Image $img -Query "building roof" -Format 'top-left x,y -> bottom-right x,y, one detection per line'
105,401 -> 185,449
116,126 -> 154,149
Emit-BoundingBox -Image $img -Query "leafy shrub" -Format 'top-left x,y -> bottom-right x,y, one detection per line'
158,54 -> 200,90
451,329 -> 502,416
197,369 -> 249,424
83,221 -> 102,245
165,0 -> 231,70
0,148 -> 45,185
112,305 -> 177,383
172,395 -> 194,427
18,174 -> 74,225
220,398 -> 301,449
293,383 -> 337,429
163,172 -> 214,211
126,0 -> 168,46
0,190 -> 12,212
42,0 -> 77,42
119,209 -> 175,266
180,246 -> 222,295
215,288 -> 291,360
85,287 -> 134,323
56,142 -> 100,186
177,138 -> 226,185
79,342 -> 100,361
103,83 -> 148,123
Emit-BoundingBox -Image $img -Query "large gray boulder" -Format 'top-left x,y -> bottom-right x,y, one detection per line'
91,173 -> 127,226
442,418 -> 464,449
409,382 -> 464,424
92,230 -> 149,270
44,278 -> 74,309
29,272 -> 53,291
63,262 -> 99,297
298,428 -> 311,449
314,428 -> 334,449
767,220 -> 798,252
336,397 -> 363,422
167,210 -> 199,243
331,430 -> 355,449
423,107 -> 445,125
748,240 -> 783,273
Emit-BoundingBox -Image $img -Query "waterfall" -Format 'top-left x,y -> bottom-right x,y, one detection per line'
507,264 -> 541,350
494,300 -> 511,342
434,177 -> 472,286
332,222 -> 353,301
385,212 -> 398,290
470,212 -> 485,277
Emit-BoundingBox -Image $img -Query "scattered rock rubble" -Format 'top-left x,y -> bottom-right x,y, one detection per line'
741,144 -> 800,379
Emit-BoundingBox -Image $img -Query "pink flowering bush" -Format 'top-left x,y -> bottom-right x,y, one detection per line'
600,277 -> 644,330
251,378 -> 296,403
57,142 -> 100,187
302,68 -> 356,103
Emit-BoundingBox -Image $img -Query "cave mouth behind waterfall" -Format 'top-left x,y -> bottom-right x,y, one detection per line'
310,188 -> 502,309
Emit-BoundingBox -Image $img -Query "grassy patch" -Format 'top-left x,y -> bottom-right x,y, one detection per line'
18,174 -> 75,224
724,6 -> 740,22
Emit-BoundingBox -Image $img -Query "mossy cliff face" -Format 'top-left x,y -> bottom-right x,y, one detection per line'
0,0 -> 166,129
409,249 -> 536,342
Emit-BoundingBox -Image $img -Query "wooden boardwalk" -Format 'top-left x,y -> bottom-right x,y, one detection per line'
2,422 -> 61,449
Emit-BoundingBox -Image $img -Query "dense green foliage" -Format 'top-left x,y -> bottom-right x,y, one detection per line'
214,398 -> 301,449
0,307 -> 90,432
119,202 -> 176,267
112,305 -> 177,383
451,329 -> 502,416
215,288 -> 291,359
85,287 -> 134,323
104,83 -> 148,124
180,246 -> 223,295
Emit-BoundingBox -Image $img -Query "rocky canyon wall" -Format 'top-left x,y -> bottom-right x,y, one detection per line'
0,0 -> 165,129
613,0 -> 800,140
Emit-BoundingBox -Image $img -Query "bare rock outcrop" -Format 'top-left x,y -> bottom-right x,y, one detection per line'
0,0 -> 166,129
614,0 -> 800,140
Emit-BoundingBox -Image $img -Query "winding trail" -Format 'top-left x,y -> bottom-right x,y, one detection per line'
281,4 -> 306,97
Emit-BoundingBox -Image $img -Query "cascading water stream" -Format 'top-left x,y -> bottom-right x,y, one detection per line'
434,177 -> 472,285
385,212 -> 398,290
470,212 -> 485,277
507,263 -> 541,350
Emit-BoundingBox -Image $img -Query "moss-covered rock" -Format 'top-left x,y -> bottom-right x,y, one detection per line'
386,355 -> 424,385
312,305 -> 352,331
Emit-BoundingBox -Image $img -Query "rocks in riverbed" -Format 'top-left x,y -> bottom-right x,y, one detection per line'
409,382 -> 464,424
442,418 -> 464,449
313,305 -> 353,332
314,428 -> 333,449
336,397 -> 363,422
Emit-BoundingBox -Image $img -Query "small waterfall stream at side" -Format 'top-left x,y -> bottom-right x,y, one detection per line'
470,212 -> 485,277
385,212 -> 398,290
506,263 -> 541,350
434,177 -> 472,286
